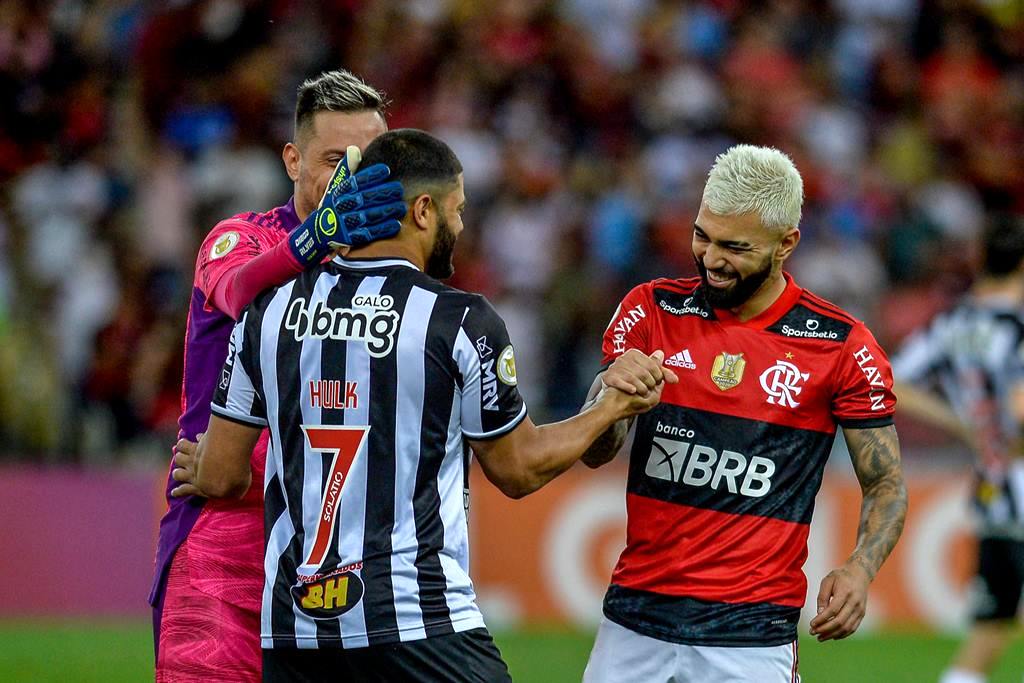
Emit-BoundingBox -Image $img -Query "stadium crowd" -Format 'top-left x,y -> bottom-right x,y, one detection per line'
1,0 -> 1022,460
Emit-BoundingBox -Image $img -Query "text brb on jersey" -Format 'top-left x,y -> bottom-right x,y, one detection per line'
646,422 -> 775,497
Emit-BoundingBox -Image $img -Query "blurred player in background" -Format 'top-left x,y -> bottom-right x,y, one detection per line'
170,129 -> 673,682
580,145 -> 908,682
151,69 -> 406,681
893,218 -> 1024,683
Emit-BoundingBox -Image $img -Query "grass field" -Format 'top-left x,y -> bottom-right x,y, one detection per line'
2,620 -> 1023,681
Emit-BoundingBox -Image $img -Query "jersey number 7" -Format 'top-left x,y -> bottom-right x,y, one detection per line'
299,425 -> 370,570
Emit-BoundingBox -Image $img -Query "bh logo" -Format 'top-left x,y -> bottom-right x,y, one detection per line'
759,360 -> 810,408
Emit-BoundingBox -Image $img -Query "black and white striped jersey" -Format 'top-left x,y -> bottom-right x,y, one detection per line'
211,255 -> 527,649
893,295 -> 1024,533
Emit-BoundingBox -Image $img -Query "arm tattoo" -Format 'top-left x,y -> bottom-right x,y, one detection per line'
581,417 -> 629,468
843,425 -> 908,579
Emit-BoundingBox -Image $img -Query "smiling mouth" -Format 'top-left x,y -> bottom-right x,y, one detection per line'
706,271 -> 735,287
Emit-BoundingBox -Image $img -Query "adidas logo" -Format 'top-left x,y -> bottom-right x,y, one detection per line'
666,349 -> 696,370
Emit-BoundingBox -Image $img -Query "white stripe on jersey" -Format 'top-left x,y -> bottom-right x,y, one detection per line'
294,271 -> 341,647
1009,462 -> 1024,523
262,281 -> 297,647
452,326 -> 484,437
437,389 -> 483,629
335,275 -> 387,649
391,286 -> 438,642
332,255 -> 419,271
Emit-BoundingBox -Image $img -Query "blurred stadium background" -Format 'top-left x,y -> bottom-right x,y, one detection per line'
1,0 -> 1023,680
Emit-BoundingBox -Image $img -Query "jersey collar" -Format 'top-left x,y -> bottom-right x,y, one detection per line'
331,254 -> 421,271
279,197 -> 300,230
701,271 -> 803,330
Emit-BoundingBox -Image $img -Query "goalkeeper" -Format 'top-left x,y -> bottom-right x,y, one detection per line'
150,70 -> 404,683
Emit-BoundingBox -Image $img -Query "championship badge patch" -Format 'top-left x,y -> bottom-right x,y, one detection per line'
210,231 -> 240,260
497,345 -> 518,386
711,351 -> 746,391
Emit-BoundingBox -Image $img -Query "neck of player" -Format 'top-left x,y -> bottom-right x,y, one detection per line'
345,240 -> 427,272
729,269 -> 788,322
973,273 -> 1024,305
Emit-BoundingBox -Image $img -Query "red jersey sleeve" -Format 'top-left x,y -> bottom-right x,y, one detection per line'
196,220 -> 264,300
832,322 -> 897,428
601,283 -> 655,366
195,219 -> 299,319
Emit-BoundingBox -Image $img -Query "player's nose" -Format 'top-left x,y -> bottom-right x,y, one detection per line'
702,243 -> 728,268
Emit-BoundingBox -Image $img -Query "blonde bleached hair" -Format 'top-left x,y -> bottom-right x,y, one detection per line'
702,145 -> 804,233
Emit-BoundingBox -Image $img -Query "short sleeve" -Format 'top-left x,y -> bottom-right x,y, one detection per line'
196,219 -> 265,303
601,283 -> 654,366
832,322 -> 897,428
455,297 -> 527,440
211,312 -> 267,427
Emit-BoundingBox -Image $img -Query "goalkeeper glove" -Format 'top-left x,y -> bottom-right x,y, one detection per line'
287,146 -> 406,266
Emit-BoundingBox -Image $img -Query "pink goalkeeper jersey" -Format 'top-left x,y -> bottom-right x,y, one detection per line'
150,199 -> 300,613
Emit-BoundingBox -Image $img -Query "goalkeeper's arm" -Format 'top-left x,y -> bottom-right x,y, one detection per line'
209,146 -> 406,320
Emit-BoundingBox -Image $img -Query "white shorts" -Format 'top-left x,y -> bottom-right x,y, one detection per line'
583,617 -> 800,683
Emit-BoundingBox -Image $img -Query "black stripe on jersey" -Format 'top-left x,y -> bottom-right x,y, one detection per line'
654,277 -> 701,295
264,471 -> 289,643
360,273 -> 410,644
838,415 -> 894,429
629,403 -> 834,524
209,407 -> 266,427
652,287 -> 714,320
243,289 -> 273,386
994,311 -> 1024,344
270,280 -> 314,648
799,291 -> 858,324
314,274 -> 362,645
604,584 -> 800,647
765,304 -> 853,343
414,293 -> 462,637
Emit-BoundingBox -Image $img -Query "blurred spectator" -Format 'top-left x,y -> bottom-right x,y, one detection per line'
1,0 -> 1021,465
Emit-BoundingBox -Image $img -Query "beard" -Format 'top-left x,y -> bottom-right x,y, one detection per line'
425,213 -> 457,280
695,254 -> 774,309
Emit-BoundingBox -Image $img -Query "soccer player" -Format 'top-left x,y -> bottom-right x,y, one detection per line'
892,219 -> 1024,683
580,145 -> 908,682
169,128 -> 673,681
151,70 -> 406,682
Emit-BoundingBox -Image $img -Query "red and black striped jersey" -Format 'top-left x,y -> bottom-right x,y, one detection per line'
600,273 -> 896,647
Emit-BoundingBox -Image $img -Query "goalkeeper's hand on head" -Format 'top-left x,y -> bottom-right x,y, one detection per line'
286,146 -> 406,267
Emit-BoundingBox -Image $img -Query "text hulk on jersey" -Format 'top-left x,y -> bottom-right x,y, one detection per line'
151,69 -> 404,683
169,128 -> 680,682
582,145 -> 908,683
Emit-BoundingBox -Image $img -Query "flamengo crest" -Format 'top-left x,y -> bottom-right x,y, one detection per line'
759,360 -> 810,408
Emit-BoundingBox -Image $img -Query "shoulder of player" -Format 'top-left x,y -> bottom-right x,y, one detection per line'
796,289 -> 861,325
654,276 -> 701,293
759,288 -> 870,344
196,214 -> 270,266
200,205 -> 291,246
625,276 -> 700,300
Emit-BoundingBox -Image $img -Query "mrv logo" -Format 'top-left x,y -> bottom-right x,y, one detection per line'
285,297 -> 400,357
645,427 -> 775,498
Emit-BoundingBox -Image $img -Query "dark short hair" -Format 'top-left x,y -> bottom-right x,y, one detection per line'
983,216 -> 1024,276
360,129 -> 463,199
294,69 -> 387,141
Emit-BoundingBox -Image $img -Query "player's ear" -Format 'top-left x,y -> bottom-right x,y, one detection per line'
410,194 -> 434,231
776,227 -> 800,262
282,143 -> 301,182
